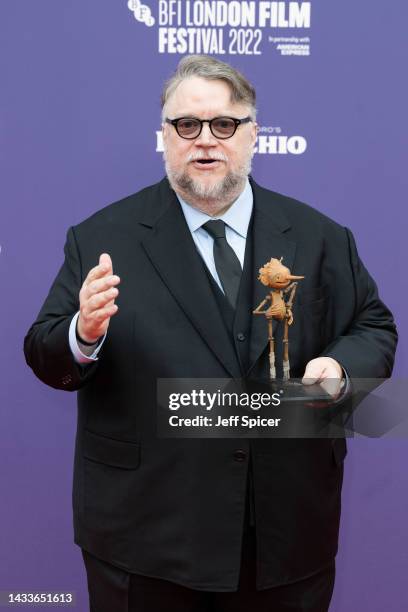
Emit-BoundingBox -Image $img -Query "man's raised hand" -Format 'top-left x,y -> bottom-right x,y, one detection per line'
77,253 -> 120,344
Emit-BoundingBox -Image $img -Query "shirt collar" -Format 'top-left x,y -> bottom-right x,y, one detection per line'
175,178 -> 253,238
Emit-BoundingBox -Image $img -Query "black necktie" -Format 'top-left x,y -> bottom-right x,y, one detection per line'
202,220 -> 242,308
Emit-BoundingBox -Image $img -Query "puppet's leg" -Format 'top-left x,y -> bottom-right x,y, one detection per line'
282,283 -> 299,380
283,318 -> 290,381
268,318 -> 276,379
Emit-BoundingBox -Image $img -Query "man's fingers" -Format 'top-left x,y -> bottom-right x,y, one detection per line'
302,357 -> 342,384
84,254 -> 114,286
302,362 -> 323,385
85,287 -> 119,312
89,304 -> 118,323
99,253 -> 112,272
84,264 -> 110,285
85,275 -> 120,297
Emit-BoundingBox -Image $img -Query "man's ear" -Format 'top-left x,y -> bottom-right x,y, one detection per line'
250,122 -> 258,150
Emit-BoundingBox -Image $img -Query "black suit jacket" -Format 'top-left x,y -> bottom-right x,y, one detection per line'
24,178 -> 397,591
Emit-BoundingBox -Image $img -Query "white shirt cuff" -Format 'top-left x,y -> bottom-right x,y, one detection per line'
68,312 -> 106,364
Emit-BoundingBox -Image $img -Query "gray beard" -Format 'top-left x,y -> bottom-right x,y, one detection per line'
164,156 -> 252,212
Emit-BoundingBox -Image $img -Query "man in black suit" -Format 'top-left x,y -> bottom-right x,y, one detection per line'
24,55 -> 397,612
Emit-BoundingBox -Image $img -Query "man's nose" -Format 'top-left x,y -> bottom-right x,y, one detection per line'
195,122 -> 217,146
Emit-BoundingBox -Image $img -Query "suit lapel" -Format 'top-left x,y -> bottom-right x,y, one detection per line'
140,180 -> 241,378
249,180 -> 297,372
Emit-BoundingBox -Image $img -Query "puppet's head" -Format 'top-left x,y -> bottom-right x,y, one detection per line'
258,257 -> 304,289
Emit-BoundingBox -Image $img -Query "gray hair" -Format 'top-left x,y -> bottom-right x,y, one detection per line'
161,55 -> 257,121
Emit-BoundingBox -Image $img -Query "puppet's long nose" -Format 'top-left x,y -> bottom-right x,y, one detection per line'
287,275 -> 304,280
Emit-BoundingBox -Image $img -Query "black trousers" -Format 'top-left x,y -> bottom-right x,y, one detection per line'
83,537 -> 334,612
82,485 -> 335,612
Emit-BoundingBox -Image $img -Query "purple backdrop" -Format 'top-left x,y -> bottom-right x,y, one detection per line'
1,1 -> 407,610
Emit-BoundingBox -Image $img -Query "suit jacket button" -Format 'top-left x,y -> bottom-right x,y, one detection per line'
233,449 -> 247,462
236,332 -> 246,342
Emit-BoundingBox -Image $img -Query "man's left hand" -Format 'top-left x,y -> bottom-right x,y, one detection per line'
302,357 -> 343,398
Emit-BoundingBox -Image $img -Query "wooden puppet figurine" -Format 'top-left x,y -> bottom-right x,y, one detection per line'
253,258 -> 304,381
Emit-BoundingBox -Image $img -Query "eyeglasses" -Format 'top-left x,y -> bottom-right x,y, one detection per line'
165,116 -> 252,140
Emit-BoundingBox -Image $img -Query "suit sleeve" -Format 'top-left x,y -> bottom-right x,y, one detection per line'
24,226 -> 99,391
322,227 -> 397,378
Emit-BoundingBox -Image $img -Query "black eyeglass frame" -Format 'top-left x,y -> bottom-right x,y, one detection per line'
165,116 -> 252,140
